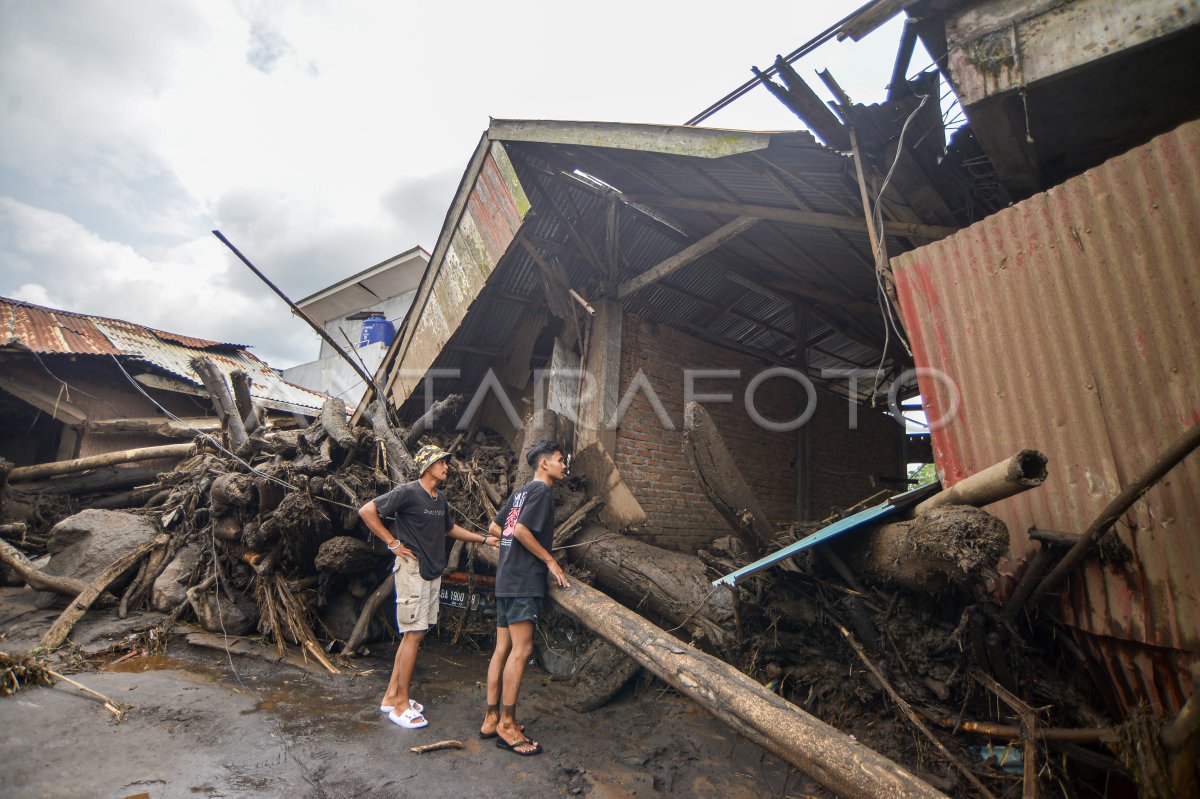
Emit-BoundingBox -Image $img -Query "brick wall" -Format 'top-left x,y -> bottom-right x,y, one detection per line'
614,313 -> 903,553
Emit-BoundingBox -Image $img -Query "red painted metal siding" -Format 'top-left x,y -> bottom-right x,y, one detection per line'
892,120 -> 1200,716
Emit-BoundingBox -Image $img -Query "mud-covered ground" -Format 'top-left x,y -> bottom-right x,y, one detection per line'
0,587 -> 816,799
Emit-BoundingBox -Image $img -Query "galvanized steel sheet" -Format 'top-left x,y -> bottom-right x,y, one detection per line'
892,120 -> 1200,715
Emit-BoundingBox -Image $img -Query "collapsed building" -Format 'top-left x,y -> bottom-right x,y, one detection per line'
2,0 -> 1199,797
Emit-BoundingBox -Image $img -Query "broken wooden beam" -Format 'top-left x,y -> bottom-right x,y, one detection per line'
682,401 -> 774,558
7,444 -> 194,483
10,465 -> 165,495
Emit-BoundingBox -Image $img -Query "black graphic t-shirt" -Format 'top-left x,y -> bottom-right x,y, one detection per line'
493,480 -> 555,597
372,481 -> 453,580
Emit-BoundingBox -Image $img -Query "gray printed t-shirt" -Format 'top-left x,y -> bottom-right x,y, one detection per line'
493,480 -> 555,598
372,481 -> 452,580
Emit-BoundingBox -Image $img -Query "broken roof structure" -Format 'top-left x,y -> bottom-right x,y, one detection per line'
370,119 -> 945,418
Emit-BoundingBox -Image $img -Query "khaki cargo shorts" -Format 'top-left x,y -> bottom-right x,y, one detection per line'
393,556 -> 439,633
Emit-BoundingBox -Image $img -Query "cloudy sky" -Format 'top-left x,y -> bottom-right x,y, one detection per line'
0,1 -> 915,368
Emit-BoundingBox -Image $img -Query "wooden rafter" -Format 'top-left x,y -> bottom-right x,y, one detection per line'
622,193 -> 956,241
617,216 -> 760,299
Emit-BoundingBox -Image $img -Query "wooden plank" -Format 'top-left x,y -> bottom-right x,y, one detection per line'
623,194 -> 957,241
0,374 -> 89,425
617,216 -> 759,299
8,443 -> 194,482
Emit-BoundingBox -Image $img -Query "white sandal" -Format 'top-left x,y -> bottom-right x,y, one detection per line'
380,699 -> 423,713
388,707 -> 428,729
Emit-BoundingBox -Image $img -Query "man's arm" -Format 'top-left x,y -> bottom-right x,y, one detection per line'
512,523 -> 569,588
448,523 -> 500,549
358,500 -> 415,560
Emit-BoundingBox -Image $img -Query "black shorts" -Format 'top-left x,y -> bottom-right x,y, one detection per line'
495,596 -> 542,627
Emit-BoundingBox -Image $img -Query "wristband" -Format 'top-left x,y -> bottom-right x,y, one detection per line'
387,540 -> 401,551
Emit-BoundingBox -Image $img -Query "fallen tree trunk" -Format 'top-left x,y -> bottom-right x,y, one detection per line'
682,401 -> 773,557
836,505 -> 1010,592
513,409 -> 561,488
566,637 -> 641,712
230,370 -> 262,434
569,525 -> 736,655
403,393 -> 463,450
8,444 -> 194,483
40,533 -> 170,650
82,485 -> 162,510
473,545 -> 943,798
0,537 -> 117,603
12,465 -> 166,496
319,396 -> 356,451
344,570 -> 395,654
363,400 -> 414,480
191,356 -> 249,453
85,416 -> 221,438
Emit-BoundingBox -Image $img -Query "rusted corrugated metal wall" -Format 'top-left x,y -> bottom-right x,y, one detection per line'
892,119 -> 1200,717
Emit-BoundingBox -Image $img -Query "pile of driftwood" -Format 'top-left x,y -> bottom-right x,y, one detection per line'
0,363 -> 1158,798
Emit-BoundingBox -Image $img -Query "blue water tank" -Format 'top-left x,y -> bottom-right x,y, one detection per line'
358,314 -> 395,348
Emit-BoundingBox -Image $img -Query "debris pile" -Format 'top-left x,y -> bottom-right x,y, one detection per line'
0,367 -> 1144,798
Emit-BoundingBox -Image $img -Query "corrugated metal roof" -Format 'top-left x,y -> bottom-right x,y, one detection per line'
892,119 -> 1200,717
1,296 -> 327,414
379,120 -> 947,422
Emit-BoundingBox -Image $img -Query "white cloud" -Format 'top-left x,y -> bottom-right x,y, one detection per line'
0,0 -> 906,375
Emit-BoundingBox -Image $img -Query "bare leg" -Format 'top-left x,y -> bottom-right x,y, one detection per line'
481,626 -> 510,736
382,630 -> 425,717
497,620 -> 537,753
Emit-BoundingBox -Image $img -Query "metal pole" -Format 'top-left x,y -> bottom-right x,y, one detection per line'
211,230 -> 379,393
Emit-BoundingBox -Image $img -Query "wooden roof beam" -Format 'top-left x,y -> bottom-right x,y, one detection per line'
616,216 -> 760,299
622,194 -> 956,241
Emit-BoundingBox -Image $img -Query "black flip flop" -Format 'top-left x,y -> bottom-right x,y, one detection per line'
495,736 -> 542,756
480,723 -> 524,739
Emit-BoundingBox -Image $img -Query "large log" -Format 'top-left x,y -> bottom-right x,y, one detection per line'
363,400 -> 414,481
569,525 -> 736,655
190,356 -> 249,453
86,416 -> 221,438
229,370 -> 262,434
7,444 -> 193,483
403,393 -> 464,450
914,450 -> 1047,515
513,409 -> 561,488
318,396 -> 356,451
7,465 -> 165,496
835,505 -> 1010,592
682,401 -> 773,557
472,545 -> 944,798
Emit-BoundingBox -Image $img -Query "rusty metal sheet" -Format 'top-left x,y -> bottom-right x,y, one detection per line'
892,119 -> 1200,716
1,297 -> 123,355
0,296 -> 325,414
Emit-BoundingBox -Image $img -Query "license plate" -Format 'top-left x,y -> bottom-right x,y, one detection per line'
439,586 -> 483,610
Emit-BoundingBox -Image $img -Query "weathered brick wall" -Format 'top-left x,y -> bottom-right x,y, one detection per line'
614,313 -> 903,552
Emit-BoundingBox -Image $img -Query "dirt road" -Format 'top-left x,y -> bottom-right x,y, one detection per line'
0,588 -> 813,798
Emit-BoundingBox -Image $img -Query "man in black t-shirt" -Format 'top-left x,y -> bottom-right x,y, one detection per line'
480,439 -> 569,756
359,444 -> 499,729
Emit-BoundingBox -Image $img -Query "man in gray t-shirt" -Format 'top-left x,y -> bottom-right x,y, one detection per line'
359,444 -> 499,729
480,439 -> 569,755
